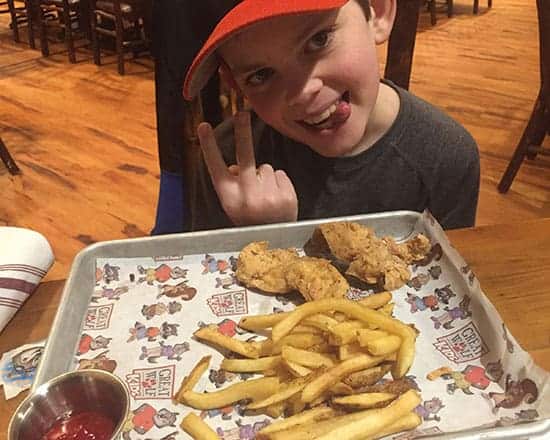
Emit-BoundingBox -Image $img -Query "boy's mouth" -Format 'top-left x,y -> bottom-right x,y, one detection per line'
299,91 -> 351,130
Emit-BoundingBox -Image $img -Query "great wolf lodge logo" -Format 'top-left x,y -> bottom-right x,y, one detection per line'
433,321 -> 488,363
207,290 -> 248,317
83,304 -> 113,330
126,365 -> 175,400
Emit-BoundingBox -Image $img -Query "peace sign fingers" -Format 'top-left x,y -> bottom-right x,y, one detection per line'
197,121 -> 233,192
233,111 -> 258,184
197,111 -> 298,226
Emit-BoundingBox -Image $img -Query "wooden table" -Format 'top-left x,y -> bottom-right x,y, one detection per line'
1,219 -> 549,436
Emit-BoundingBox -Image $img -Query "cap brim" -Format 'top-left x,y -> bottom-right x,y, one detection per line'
183,0 -> 348,100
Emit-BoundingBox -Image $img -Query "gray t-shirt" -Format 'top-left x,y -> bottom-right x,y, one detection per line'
189,82 -> 480,231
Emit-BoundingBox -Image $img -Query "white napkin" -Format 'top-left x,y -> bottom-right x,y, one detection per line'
0,227 -> 54,333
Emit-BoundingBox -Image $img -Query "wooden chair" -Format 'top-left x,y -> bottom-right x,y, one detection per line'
498,0 -> 549,193
6,0 -> 37,48
35,0 -> 90,63
0,136 -> 21,175
425,0 -> 453,26
473,0 -> 492,14
426,0 -> 490,26
89,0 -> 150,75
384,0 -> 421,90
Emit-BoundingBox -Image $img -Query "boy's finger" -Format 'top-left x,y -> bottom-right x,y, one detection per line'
275,170 -> 298,199
234,111 -> 257,182
228,165 -> 240,176
198,122 -> 231,187
256,163 -> 277,186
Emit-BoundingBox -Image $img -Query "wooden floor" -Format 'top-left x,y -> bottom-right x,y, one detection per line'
1,0 -> 549,281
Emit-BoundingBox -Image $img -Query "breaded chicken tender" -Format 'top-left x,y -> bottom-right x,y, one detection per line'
382,234 -> 431,264
236,241 -> 299,294
346,242 -> 411,291
285,257 -> 350,301
308,222 -> 375,263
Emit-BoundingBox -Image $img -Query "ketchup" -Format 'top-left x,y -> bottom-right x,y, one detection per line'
42,411 -> 115,440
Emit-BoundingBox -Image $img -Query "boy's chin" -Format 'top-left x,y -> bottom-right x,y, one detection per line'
294,121 -> 369,158
307,141 -> 364,158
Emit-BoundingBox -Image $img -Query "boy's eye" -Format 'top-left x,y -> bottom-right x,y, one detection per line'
245,68 -> 274,86
306,29 -> 333,52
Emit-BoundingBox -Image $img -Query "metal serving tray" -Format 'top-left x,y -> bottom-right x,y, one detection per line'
35,210 -> 550,439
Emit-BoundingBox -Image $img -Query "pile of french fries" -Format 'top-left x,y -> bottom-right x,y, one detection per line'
176,292 -> 422,440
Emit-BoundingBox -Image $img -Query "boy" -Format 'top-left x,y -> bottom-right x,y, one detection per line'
183,0 -> 480,231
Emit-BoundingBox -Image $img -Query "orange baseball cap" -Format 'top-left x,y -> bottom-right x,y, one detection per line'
183,0 -> 349,100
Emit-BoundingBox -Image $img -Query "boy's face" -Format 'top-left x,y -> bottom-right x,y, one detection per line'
219,0 -> 388,158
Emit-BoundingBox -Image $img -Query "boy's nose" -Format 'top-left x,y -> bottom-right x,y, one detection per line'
286,77 -> 324,108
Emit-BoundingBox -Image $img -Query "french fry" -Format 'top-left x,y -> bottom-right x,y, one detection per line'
272,299 -> 416,378
301,354 -> 384,403
269,333 -> 325,355
357,377 -> 417,396
378,302 -> 395,317
267,364 -> 295,382
332,392 -> 396,409
260,339 -> 275,356
329,381 -> 355,396
180,413 -> 218,440
173,355 -> 211,402
177,291 -> 419,440
314,389 -> 422,440
391,333 -> 415,379
328,320 -> 365,345
307,342 -> 333,354
282,361 -> 350,396
264,401 -> 285,418
180,376 -> 279,410
285,392 -> 307,416
290,324 -> 325,335
365,335 -> 402,356
256,405 -> 339,437
356,329 -> 389,346
239,311 -> 291,331
194,325 -> 262,358
357,291 -> 392,309
283,360 -> 313,377
302,313 -> 339,331
332,311 -> 347,322
263,391 -> 416,440
221,355 -> 281,373
369,412 -> 422,439
342,363 -> 393,388
338,343 -> 364,360
427,366 -> 453,380
309,391 -> 332,408
247,373 -> 315,410
281,345 -> 335,368
259,406 -> 380,440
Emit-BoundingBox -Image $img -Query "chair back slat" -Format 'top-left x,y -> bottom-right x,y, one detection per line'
538,0 -> 549,91
384,0 -> 421,90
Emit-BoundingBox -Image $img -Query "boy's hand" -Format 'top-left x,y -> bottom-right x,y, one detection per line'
198,111 -> 298,226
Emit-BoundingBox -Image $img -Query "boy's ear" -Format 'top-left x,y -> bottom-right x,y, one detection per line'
369,0 -> 397,44
218,61 -> 242,95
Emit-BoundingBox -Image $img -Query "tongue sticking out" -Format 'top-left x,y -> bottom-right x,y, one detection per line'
332,99 -> 351,124
308,99 -> 351,130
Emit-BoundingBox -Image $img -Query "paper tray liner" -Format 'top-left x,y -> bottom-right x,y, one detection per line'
41,211 -> 550,439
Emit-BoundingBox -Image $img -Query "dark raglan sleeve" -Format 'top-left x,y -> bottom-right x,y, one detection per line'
393,86 -> 481,230
426,123 -> 480,230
